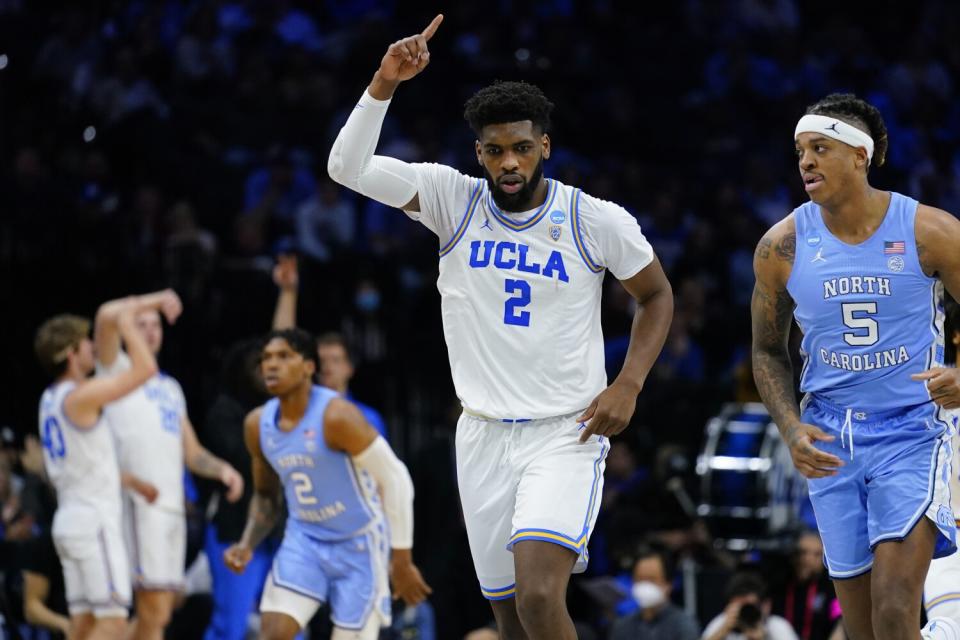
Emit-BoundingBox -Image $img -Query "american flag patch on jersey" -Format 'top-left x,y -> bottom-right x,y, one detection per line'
884,241 -> 905,254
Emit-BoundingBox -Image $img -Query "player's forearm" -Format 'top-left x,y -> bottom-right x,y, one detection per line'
24,599 -> 70,633
239,492 -> 279,549
615,287 -> 673,392
368,71 -> 400,101
187,447 -> 229,480
116,312 -> 158,380
272,288 -> 297,330
753,345 -> 802,434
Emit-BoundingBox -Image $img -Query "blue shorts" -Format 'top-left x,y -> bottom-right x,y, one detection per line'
268,524 -> 390,629
803,396 -> 957,579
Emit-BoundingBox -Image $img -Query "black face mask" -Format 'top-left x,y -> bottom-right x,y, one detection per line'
484,156 -> 544,212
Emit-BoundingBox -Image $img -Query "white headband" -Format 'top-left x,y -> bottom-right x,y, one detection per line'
795,114 -> 874,163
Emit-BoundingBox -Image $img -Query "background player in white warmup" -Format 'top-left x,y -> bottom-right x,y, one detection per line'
328,15 -> 673,640
34,293 -> 169,640
95,292 -> 244,640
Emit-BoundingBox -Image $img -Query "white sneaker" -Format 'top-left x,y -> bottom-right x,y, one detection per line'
923,617 -> 960,640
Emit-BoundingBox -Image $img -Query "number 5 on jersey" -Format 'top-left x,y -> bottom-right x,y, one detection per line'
842,302 -> 879,346
504,279 -> 531,326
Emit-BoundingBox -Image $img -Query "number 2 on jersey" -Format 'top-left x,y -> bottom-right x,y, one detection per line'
291,471 -> 318,505
504,279 -> 531,326
41,416 -> 66,460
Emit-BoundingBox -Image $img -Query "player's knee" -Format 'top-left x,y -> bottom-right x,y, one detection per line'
260,615 -> 299,640
872,583 -> 916,629
515,582 -> 562,627
137,594 -> 173,628
92,616 -> 127,637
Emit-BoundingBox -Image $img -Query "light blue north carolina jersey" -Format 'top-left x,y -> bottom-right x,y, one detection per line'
260,386 -> 376,541
787,192 -> 945,410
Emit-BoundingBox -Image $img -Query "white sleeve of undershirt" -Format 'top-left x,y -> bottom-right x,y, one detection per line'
327,90 -> 420,209
352,436 -> 414,549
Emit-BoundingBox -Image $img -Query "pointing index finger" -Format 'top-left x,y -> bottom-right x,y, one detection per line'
911,369 -> 941,381
421,14 -> 444,41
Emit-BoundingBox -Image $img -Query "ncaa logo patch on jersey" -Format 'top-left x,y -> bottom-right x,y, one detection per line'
807,233 -> 821,247
887,255 -> 905,272
549,225 -> 562,241
549,210 -> 566,224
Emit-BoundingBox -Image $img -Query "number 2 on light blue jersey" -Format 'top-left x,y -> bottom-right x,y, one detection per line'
41,416 -> 66,460
504,279 -> 531,326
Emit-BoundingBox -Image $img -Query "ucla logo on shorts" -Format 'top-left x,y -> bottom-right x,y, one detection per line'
887,255 -> 905,272
549,225 -> 562,241
549,210 -> 565,224
807,234 -> 821,246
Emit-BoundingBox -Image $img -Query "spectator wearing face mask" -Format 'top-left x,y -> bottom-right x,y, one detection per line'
610,544 -> 699,640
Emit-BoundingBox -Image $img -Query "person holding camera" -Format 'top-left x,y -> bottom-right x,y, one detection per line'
703,572 -> 798,640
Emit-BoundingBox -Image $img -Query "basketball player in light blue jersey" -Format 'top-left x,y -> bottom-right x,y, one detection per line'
328,15 -> 673,640
752,93 -> 960,640
223,329 -> 430,640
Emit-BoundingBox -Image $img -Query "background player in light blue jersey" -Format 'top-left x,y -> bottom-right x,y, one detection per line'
752,93 -> 960,640
223,328 -> 430,640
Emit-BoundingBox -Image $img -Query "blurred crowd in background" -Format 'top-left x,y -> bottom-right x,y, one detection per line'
3,0 -> 960,638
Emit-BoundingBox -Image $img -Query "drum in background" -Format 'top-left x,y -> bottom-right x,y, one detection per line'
696,402 -> 807,548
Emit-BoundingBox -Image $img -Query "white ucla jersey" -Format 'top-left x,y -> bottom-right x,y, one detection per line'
98,352 -> 186,513
407,163 -> 654,419
39,381 -> 123,534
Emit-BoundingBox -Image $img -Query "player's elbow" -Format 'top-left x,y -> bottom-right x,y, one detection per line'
327,142 -> 350,187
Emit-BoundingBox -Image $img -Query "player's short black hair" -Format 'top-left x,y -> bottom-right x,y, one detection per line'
463,81 -> 555,136
805,93 -> 889,169
262,328 -> 318,368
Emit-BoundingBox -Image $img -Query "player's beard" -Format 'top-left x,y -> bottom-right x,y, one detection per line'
484,157 -> 544,212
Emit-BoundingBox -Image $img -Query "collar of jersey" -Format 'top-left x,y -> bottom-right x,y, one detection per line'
486,179 -> 556,231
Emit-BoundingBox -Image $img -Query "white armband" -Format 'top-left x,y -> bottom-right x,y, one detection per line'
352,436 -> 414,549
327,90 -> 419,208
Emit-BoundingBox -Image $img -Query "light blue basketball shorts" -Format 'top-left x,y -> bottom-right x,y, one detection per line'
261,523 -> 390,630
802,395 -> 957,579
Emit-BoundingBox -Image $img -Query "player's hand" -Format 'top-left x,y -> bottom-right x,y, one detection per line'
784,422 -> 843,479
390,551 -> 432,606
121,472 -> 159,503
220,465 -> 244,503
913,367 -> 960,410
377,14 -> 443,83
158,289 -> 183,325
133,479 -> 159,504
223,543 -> 252,574
576,380 -> 640,443
272,254 -> 299,291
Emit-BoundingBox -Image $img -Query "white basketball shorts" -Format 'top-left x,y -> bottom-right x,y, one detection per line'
124,495 -> 186,591
455,410 -> 608,600
53,514 -> 131,618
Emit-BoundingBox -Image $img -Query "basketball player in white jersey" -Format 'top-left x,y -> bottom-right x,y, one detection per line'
923,300 -> 960,639
34,292 -> 174,640
328,15 -> 673,639
95,294 -> 244,640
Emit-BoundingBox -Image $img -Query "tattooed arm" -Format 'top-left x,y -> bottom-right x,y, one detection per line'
224,407 -> 281,573
751,216 -> 842,478
182,416 -> 244,502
